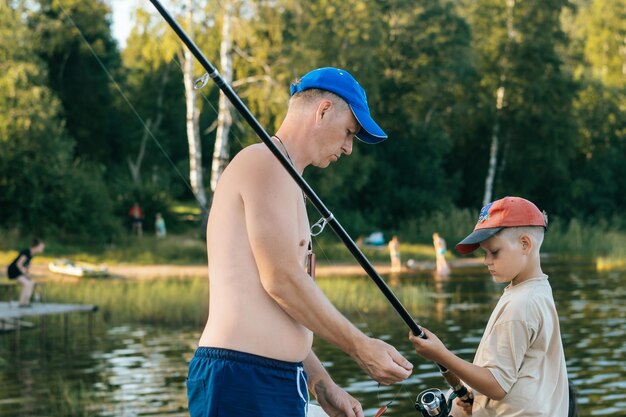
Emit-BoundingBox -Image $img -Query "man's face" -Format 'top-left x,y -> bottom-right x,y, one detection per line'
313,102 -> 360,168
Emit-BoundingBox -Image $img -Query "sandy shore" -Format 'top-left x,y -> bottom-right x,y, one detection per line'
25,258 -> 483,281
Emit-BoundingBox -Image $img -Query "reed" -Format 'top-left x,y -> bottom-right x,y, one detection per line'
317,276 -> 433,314
41,275 -> 434,326
43,277 -> 208,326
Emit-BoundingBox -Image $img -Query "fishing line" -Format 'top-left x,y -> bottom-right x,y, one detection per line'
312,234 -> 409,414
56,1 -> 205,210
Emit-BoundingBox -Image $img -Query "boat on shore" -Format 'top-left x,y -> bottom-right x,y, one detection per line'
48,259 -> 109,277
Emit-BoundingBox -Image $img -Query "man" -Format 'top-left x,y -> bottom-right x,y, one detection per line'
7,238 -> 45,307
187,68 -> 413,417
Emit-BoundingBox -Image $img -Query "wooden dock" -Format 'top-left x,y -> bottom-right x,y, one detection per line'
0,301 -> 97,320
0,302 -> 98,349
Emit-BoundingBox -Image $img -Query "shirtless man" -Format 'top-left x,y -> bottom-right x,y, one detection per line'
186,68 -> 413,417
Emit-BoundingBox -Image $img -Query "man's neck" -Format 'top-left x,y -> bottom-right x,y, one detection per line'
273,128 -> 309,173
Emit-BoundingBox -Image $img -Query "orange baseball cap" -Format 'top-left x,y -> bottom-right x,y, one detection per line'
456,196 -> 547,255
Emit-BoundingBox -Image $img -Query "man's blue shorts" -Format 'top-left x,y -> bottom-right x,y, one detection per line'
186,347 -> 309,417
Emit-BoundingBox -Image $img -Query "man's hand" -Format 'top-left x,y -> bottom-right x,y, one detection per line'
352,337 -> 413,385
313,380 -> 364,417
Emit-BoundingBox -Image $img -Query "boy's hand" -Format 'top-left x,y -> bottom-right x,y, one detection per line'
449,394 -> 473,416
455,395 -> 473,415
408,327 -> 448,363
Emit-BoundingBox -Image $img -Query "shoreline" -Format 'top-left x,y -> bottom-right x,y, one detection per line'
23,258 -> 485,281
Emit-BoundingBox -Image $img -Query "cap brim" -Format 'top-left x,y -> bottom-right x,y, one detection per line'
349,104 -> 387,144
455,227 -> 503,255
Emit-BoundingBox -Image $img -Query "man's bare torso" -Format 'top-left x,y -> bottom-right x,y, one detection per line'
198,144 -> 313,362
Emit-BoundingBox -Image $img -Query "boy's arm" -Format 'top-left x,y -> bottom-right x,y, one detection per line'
409,329 -> 507,401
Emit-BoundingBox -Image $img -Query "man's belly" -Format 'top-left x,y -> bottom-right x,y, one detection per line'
198,290 -> 313,362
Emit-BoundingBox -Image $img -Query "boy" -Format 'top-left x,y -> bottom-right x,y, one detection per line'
409,196 -> 569,416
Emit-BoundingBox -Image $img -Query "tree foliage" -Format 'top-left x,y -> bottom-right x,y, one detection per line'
0,1 -> 117,242
1,0 -> 624,242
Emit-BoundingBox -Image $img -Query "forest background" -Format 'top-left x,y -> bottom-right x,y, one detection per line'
1,0 -> 624,260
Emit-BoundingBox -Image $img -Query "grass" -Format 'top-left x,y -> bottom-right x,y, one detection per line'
43,277 -> 209,326
0,232 -> 207,266
313,239 -> 444,264
2,205 -> 626,270
317,276 -> 433,314
40,275 -> 433,326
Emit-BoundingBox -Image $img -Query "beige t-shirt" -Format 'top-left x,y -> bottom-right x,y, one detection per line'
472,275 -> 569,417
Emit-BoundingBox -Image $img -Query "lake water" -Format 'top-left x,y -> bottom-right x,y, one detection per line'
0,262 -> 624,416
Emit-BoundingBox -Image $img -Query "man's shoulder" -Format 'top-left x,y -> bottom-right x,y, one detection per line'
230,144 -> 294,183
229,144 -> 281,171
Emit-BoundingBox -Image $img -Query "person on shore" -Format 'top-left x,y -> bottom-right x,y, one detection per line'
432,232 -> 450,277
7,238 -> 45,307
188,67 -> 413,417
389,235 -> 402,273
410,197 -> 569,417
128,202 -> 144,237
155,212 -> 166,238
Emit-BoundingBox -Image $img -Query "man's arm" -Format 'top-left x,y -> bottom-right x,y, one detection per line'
240,149 -> 412,384
409,328 -> 506,400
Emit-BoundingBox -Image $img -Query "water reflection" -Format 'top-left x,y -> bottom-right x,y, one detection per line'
0,264 -> 624,416
313,265 -> 626,416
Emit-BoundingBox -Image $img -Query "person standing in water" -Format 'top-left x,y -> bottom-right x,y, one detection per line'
433,232 -> 450,277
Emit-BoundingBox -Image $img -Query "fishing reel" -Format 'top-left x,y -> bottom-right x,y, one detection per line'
415,388 -> 454,417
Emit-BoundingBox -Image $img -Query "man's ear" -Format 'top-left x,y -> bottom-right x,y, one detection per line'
316,99 -> 333,122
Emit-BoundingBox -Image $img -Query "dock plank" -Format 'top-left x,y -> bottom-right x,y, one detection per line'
0,302 -> 97,320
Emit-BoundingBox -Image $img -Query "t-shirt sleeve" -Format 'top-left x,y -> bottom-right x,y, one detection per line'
479,320 -> 534,393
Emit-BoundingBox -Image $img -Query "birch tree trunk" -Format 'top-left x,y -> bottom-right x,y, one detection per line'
482,0 -> 515,206
183,0 -> 207,208
210,0 -> 235,193
482,85 -> 505,206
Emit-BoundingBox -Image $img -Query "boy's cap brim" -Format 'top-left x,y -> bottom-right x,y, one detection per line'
290,67 -> 387,144
456,197 -> 548,255
455,227 -> 503,255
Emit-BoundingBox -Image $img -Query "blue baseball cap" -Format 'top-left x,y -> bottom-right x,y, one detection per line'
290,67 -> 388,144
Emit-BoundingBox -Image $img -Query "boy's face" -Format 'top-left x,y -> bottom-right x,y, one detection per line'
479,231 -> 527,284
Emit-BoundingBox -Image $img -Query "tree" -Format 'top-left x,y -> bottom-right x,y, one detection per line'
0,1 -> 117,241
365,0 -> 475,230
462,0 -> 578,215
29,0 -> 124,166
567,0 -> 626,219
121,7 -> 181,188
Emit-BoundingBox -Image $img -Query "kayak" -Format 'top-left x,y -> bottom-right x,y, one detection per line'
48,258 -> 109,277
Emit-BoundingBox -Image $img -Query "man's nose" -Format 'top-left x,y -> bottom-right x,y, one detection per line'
342,137 -> 353,155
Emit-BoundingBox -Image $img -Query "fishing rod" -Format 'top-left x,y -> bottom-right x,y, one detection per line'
148,0 -> 472,410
